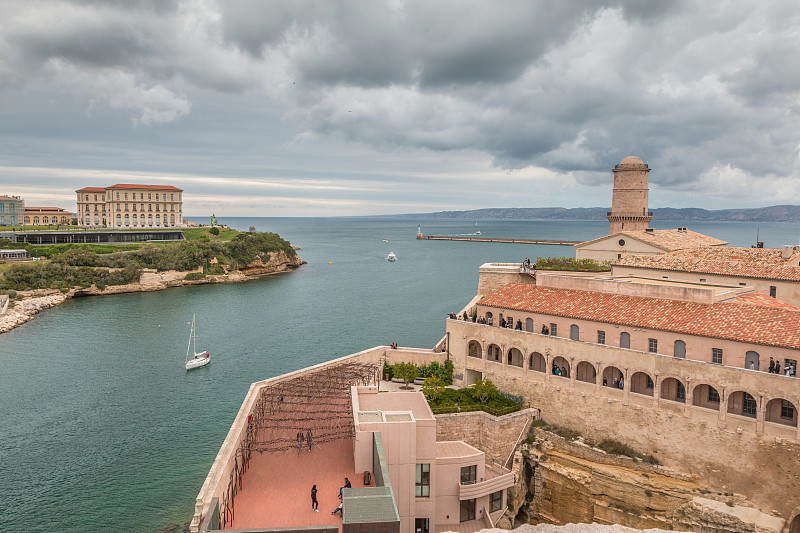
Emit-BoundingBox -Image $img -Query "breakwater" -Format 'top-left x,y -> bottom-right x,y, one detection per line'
417,233 -> 581,246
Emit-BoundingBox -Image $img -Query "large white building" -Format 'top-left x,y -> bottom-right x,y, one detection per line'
76,184 -> 184,228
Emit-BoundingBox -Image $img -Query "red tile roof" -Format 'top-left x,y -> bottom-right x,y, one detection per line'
106,183 -> 183,191
577,229 -> 727,251
75,187 -> 106,192
615,246 -> 800,282
478,283 -> 800,349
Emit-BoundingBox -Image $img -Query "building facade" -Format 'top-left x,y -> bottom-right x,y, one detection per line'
0,195 -> 24,226
76,184 -> 183,228
23,207 -> 74,226
613,246 -> 800,307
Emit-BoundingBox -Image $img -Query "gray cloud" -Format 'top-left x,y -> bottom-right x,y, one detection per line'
0,0 -> 798,214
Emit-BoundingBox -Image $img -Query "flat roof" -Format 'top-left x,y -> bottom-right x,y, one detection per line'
435,440 -> 482,460
357,390 -> 435,421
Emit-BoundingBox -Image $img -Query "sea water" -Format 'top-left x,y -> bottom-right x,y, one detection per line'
1,217 -> 799,533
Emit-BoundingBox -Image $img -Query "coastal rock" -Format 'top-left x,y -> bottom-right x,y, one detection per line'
239,250 -> 304,276
0,292 -> 68,333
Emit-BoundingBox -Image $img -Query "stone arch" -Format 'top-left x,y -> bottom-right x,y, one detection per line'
674,340 -> 686,358
727,391 -> 757,418
630,371 -> 654,396
551,356 -> 570,378
570,324 -> 580,341
660,377 -> 686,403
745,350 -> 760,371
525,318 -> 534,332
602,366 -> 624,388
765,397 -> 797,427
507,347 -> 523,368
692,383 -> 721,410
790,512 -> 800,533
529,352 -> 546,372
467,340 -> 482,359
487,343 -> 501,363
485,312 -> 494,326
620,332 -> 631,349
575,361 -> 596,384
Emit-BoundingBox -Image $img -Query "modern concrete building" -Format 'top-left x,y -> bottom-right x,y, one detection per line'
22,207 -> 74,226
575,157 -> 727,262
76,184 -> 183,228
0,195 -> 24,226
613,245 -> 800,307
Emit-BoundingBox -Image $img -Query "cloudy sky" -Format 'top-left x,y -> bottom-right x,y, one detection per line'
1,0 -> 798,216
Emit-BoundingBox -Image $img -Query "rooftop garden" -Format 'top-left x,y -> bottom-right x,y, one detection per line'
535,256 -> 610,272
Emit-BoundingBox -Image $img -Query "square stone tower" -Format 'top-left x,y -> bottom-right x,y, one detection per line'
607,156 -> 653,233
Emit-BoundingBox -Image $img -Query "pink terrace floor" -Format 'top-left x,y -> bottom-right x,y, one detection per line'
228,439 -> 364,531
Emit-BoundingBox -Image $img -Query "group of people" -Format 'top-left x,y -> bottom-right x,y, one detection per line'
521,257 -> 533,272
310,477 -> 351,516
552,362 -> 569,377
602,377 -> 624,389
296,429 -> 313,453
389,342 -> 398,349
448,311 -> 479,323
767,357 -> 796,376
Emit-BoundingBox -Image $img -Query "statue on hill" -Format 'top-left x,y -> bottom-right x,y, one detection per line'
210,213 -> 218,227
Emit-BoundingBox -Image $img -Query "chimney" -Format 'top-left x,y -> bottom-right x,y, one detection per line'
782,245 -> 793,259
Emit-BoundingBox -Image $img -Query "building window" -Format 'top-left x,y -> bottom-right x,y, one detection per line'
140,193 -> 144,199
618,239 -> 626,246
648,338 -> 658,353
676,381 -> 686,402
171,193 -> 174,200
490,490 -> 503,513
460,465 -> 476,484
415,464 -> 430,497
170,214 -> 175,225
148,193 -> 151,199
116,192 -> 120,199
125,203 -> 129,211
116,214 -> 121,225
156,193 -> 159,200
620,332 -> 630,349
570,324 -> 579,340
700,278 -> 706,282
708,388 -> 720,403
781,400 -> 795,420
742,394 -> 756,417
712,348 -> 723,365
770,286 -> 777,298
132,214 -> 138,225
415,518 -> 430,533
549,323 -> 557,337
646,375 -> 654,389
597,330 -> 605,344
124,214 -> 129,225
460,499 -> 476,522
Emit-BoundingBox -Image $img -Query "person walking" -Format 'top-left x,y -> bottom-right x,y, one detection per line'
311,485 -> 319,511
297,430 -> 305,454
307,429 -> 313,451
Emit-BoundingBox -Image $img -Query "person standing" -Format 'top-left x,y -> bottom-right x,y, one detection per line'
307,429 -> 313,451
311,485 -> 319,511
297,431 -> 305,454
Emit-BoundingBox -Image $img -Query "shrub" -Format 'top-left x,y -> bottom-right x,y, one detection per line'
184,272 -> 207,281
421,376 -> 444,402
535,256 -> 610,272
209,227 -> 220,235
393,362 -> 419,387
472,378 -> 498,403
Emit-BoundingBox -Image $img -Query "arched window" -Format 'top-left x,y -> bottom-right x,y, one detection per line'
487,344 -> 501,362
529,352 -> 545,372
570,324 -> 580,341
8,203 -> 13,213
116,214 -> 122,226
124,214 -> 129,225
602,366 -> 624,389
630,372 -> 654,396
745,351 -> 760,371
170,214 -> 175,225
692,384 -> 720,410
468,341 -> 482,359
34,216 -> 40,225
132,214 -> 137,225
42,216 -> 49,224
674,340 -> 686,358
620,332 -> 631,349
551,356 -> 570,378
576,362 -> 596,384
507,348 -> 523,367
525,318 -> 533,332
660,377 -> 686,403
155,214 -> 161,225
728,391 -> 757,418
148,214 -> 153,225
485,312 -> 493,326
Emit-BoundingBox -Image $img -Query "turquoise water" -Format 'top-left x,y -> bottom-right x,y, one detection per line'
2,217 -> 799,533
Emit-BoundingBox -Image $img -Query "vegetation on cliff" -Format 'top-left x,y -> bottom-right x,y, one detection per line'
0,230 -> 297,291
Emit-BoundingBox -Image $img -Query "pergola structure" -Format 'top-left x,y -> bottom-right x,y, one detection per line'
220,360 -> 380,527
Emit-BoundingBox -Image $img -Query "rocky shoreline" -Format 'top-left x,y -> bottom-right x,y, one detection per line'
0,251 -> 304,335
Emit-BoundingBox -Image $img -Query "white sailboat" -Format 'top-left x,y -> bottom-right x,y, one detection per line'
185,314 -> 210,370
387,252 -> 397,261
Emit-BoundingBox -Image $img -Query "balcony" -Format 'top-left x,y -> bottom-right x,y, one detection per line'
458,463 -> 514,500
606,211 -> 654,217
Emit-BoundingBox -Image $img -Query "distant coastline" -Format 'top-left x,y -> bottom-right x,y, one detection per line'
391,205 -> 800,223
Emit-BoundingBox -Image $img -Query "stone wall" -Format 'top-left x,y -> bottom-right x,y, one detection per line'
445,319 -> 800,521
435,409 -> 536,466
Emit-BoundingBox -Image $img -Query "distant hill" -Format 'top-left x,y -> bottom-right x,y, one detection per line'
401,205 -> 800,222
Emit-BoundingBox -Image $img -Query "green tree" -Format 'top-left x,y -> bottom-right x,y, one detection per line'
472,378 -> 497,404
393,362 -> 419,389
422,375 -> 444,402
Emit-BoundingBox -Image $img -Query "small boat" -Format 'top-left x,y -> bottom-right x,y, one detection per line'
185,313 -> 210,370
382,238 -> 389,242
387,252 -> 397,262
475,230 -> 481,235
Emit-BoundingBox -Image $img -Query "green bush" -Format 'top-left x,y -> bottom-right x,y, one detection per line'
427,386 -> 520,416
393,362 -> 419,386
535,256 -> 610,272
0,262 -> 141,291
209,227 -> 220,235
184,272 -> 207,281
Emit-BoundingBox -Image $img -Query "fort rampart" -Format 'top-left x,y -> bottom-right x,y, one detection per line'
444,319 -> 800,519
